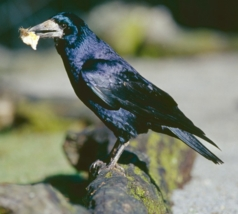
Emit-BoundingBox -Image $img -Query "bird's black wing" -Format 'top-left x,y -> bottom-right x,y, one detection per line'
81,59 -> 178,116
80,59 -> 219,149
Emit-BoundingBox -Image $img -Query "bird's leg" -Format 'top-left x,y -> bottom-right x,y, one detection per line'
89,140 -> 129,176
107,140 -> 130,170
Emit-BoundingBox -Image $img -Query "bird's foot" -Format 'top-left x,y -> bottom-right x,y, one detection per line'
107,162 -> 125,174
89,159 -> 107,177
89,159 -> 125,178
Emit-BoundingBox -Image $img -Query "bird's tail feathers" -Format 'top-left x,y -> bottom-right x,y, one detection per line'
195,133 -> 221,150
164,126 -> 223,164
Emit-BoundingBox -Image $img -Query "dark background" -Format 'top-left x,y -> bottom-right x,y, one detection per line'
1,0 -> 238,48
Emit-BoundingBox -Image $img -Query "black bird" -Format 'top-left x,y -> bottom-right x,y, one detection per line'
29,12 -> 223,169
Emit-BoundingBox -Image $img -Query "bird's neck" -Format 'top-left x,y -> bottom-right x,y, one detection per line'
55,31 -> 97,83
55,28 -> 120,98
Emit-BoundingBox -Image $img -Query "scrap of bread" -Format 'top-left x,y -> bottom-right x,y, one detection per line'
19,27 -> 40,50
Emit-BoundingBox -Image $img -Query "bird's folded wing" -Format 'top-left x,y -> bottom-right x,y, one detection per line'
81,59 -> 178,115
80,59 -> 216,144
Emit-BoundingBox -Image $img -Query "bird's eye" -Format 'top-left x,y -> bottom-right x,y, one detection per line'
62,23 -> 67,28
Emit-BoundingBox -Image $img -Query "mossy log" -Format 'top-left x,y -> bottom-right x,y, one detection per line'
0,183 -> 90,214
0,125 -> 196,214
63,125 -> 197,213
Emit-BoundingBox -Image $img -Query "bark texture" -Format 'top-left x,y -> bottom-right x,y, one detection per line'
63,125 -> 196,213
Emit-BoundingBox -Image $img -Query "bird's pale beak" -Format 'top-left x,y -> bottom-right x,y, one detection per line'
29,19 -> 63,38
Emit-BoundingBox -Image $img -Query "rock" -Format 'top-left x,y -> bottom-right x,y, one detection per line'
0,183 -> 90,214
0,98 -> 14,130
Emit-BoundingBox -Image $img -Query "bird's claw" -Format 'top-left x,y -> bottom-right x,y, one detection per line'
89,160 -> 107,177
90,160 -> 105,170
89,160 -> 125,178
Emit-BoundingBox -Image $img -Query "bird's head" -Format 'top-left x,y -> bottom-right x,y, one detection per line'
29,12 -> 86,39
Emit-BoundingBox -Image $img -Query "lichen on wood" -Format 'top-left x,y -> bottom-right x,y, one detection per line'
63,125 -> 196,213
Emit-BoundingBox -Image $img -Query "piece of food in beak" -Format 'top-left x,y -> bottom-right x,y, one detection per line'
19,27 -> 40,50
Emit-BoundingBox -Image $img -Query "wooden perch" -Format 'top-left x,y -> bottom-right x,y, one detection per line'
63,125 -> 197,213
86,163 -> 169,214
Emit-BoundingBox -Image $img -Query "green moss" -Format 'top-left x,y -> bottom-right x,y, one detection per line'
133,166 -> 150,184
135,186 -> 146,196
127,177 -> 167,214
133,165 -> 142,175
146,132 -> 162,188
128,186 -> 140,201
129,139 -> 138,148
125,172 -> 134,182
159,137 -> 178,192
120,164 -> 129,171
126,163 -> 168,214
146,131 -> 190,198
105,171 -> 112,178
159,137 -> 188,193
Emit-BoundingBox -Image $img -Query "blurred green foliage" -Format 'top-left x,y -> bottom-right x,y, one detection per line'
87,2 -> 238,57
15,100 -> 83,132
0,131 -> 75,183
0,99 -> 87,184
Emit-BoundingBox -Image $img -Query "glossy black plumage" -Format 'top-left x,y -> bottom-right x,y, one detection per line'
31,12 -> 223,165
